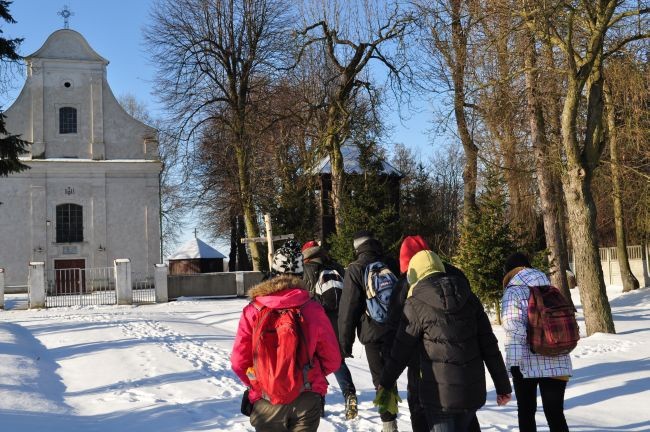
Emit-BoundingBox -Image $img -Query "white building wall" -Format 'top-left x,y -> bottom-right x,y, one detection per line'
0,29 -> 161,289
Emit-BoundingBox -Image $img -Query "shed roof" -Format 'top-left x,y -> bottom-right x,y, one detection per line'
168,238 -> 227,260
311,144 -> 402,177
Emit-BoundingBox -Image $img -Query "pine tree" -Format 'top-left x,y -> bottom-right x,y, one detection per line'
0,0 -> 28,177
328,145 -> 401,266
456,168 -> 516,323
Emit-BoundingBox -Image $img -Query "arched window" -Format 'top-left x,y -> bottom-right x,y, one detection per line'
59,107 -> 77,134
56,204 -> 83,243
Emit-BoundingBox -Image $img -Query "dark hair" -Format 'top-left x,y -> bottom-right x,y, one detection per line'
504,252 -> 531,274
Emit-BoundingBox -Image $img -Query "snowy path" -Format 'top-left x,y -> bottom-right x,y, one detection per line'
1,288 -> 650,431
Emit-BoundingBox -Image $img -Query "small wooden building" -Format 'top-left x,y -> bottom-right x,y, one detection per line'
312,144 -> 402,242
168,238 -> 226,275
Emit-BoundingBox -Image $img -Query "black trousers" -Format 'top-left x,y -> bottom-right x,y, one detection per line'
365,341 -> 398,422
511,367 -> 569,432
407,364 -> 480,432
407,364 -> 430,432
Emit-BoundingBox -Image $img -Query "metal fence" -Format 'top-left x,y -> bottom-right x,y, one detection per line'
46,267 -> 116,307
132,272 -> 155,304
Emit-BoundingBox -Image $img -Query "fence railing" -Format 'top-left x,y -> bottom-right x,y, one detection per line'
132,272 -> 155,304
46,266 -> 116,307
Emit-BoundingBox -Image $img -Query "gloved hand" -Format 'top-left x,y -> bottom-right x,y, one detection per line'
373,385 -> 402,415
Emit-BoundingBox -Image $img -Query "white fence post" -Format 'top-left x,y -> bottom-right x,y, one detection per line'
0,268 -> 5,309
28,262 -> 46,309
236,272 -> 245,297
154,264 -> 168,303
114,259 -> 132,305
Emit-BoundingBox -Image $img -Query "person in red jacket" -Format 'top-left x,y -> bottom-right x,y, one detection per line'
231,246 -> 341,432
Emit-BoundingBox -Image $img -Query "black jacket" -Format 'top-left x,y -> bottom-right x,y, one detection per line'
379,271 -> 512,413
382,264 -> 468,360
338,239 -> 398,356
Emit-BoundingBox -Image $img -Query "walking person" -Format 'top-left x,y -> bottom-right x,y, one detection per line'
501,252 -> 572,432
301,240 -> 358,420
385,235 -> 483,432
231,244 -> 341,432
338,230 -> 400,432
378,249 -> 512,432
383,235 -> 430,432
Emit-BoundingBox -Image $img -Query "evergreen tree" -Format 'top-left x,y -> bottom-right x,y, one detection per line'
328,144 -> 401,266
456,168 -> 516,322
0,1 -> 28,177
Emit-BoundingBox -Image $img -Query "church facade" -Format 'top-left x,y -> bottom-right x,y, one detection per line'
0,29 -> 161,289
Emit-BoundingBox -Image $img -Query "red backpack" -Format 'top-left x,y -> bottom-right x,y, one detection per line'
527,285 -> 580,356
251,301 -> 313,404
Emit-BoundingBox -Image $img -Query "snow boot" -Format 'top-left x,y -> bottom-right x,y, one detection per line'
382,420 -> 398,432
345,393 -> 358,420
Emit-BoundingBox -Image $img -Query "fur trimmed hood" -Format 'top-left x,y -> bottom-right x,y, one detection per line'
247,275 -> 306,304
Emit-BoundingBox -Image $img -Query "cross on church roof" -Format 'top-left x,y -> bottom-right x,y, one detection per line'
58,5 -> 74,29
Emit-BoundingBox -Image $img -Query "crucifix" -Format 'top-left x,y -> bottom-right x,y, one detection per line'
58,5 -> 74,29
241,214 -> 294,270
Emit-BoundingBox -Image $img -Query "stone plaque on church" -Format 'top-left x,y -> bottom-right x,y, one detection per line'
62,246 -> 78,255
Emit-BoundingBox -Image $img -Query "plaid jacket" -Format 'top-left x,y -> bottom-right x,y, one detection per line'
500,268 -> 572,378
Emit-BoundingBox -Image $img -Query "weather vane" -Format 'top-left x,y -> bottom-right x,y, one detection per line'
58,5 -> 74,29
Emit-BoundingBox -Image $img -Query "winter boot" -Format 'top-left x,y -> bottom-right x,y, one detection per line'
382,420 -> 398,432
345,393 -> 358,420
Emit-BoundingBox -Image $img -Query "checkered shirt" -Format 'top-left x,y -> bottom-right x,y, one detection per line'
501,268 -> 573,378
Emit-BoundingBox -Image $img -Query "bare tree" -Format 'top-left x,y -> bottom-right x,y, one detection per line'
118,94 -> 187,258
522,33 -> 572,301
522,0 -> 649,335
295,0 -> 413,232
413,0 -> 480,225
145,0 -> 293,270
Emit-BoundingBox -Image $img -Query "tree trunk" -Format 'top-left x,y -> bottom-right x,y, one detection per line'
493,12 -> 527,239
605,89 -> 639,293
450,0 -> 478,224
524,37 -> 572,302
542,43 -> 573,287
235,146 -> 262,270
563,170 -> 615,334
561,79 -> 615,335
237,214 -> 252,271
229,214 -> 237,272
326,125 -> 346,233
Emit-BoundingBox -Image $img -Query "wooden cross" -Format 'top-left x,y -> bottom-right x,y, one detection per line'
241,214 -> 294,270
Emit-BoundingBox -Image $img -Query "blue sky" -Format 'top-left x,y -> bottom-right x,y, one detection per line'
3,0 -> 445,254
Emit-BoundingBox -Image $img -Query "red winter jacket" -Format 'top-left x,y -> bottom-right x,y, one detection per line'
230,275 -> 342,404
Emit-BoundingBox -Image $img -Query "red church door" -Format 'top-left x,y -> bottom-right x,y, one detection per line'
54,259 -> 86,295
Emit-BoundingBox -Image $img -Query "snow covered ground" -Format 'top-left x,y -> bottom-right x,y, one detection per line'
1,285 -> 649,431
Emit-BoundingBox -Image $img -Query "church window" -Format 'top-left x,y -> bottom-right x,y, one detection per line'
56,204 -> 83,243
59,107 -> 77,134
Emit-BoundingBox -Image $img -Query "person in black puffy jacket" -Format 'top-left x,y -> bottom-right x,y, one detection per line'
379,249 -> 512,431
338,230 -> 399,431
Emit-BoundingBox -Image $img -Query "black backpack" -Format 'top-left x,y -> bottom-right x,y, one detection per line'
313,265 -> 344,312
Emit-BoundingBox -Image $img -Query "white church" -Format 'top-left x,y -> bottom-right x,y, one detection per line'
0,29 -> 162,289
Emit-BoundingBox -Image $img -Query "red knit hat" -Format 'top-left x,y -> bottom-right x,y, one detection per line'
301,240 -> 319,252
400,235 -> 430,274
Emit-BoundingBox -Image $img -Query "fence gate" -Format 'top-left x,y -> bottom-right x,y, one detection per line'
132,271 -> 155,304
46,266 -> 116,307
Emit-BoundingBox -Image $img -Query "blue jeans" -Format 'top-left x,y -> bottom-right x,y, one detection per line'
333,360 -> 356,396
425,410 -> 477,432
